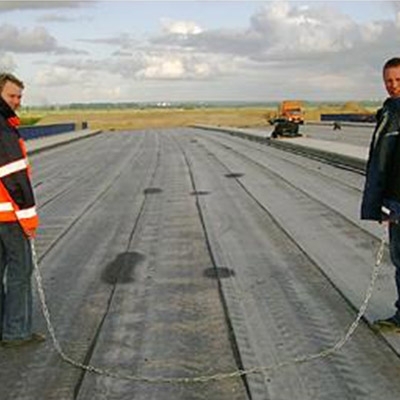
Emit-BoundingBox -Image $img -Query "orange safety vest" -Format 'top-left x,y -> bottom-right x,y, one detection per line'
0,117 -> 39,236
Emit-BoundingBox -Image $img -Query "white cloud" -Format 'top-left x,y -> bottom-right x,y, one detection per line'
36,13 -> 92,23
52,50 -> 226,81
250,2 -> 358,54
0,52 -> 16,71
139,57 -> 185,79
27,61 -> 125,104
148,2 -> 365,64
0,24 -> 86,54
160,18 -> 202,35
0,1 -> 91,12
138,52 -> 226,80
18,1 -> 400,103
393,1 -> 400,27
392,1 -> 400,13
0,25 -> 56,53
140,1 -> 400,96
37,14 -> 75,23
34,65 -> 92,86
149,1 -> 400,64
80,33 -> 137,50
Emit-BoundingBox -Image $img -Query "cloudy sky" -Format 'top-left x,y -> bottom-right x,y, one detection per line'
0,0 -> 399,105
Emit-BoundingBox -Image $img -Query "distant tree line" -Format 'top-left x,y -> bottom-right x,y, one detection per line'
21,100 -> 382,112
22,101 -> 279,111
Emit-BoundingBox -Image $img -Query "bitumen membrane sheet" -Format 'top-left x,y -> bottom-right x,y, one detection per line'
2,126 -> 400,400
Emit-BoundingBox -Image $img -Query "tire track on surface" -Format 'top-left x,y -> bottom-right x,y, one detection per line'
177,130 -> 400,399
0,131 -> 162,400
34,132 -> 149,260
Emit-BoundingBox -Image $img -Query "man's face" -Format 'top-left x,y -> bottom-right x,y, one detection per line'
1,81 -> 22,111
384,66 -> 400,98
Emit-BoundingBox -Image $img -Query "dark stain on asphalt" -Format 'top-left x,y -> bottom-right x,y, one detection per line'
102,252 -> 145,284
225,173 -> 244,178
190,190 -> 210,196
203,267 -> 235,279
143,187 -> 163,194
33,181 -> 43,188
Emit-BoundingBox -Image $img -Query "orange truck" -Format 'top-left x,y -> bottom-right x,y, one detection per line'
278,100 -> 304,124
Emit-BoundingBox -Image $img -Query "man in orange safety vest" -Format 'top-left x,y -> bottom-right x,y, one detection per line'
0,73 -> 44,347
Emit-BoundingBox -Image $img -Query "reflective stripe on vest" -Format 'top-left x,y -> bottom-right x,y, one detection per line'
0,202 -> 14,211
0,158 -> 28,178
16,206 -> 37,220
0,133 -> 38,233
0,199 -> 19,222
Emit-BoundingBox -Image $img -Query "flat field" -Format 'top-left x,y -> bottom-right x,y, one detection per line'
22,107 -> 274,131
20,102 -> 378,131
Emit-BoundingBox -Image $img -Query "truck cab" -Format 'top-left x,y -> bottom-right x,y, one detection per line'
279,100 -> 304,124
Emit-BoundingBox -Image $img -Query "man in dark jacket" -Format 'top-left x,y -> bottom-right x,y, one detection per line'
0,73 -> 44,347
361,57 -> 400,328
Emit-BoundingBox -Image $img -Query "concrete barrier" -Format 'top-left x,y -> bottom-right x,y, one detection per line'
192,124 -> 367,173
26,129 -> 103,155
305,120 -> 375,129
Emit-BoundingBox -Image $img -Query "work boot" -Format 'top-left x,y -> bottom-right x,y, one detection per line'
1,332 -> 46,348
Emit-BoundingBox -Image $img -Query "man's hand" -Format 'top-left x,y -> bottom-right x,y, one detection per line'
24,228 -> 36,238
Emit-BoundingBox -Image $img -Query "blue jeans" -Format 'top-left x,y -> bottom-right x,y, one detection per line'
0,222 -> 33,340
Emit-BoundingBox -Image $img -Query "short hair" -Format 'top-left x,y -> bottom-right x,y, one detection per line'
383,58 -> 400,71
0,73 -> 24,93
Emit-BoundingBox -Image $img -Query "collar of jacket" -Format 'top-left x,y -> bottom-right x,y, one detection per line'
383,97 -> 400,111
0,97 -> 20,127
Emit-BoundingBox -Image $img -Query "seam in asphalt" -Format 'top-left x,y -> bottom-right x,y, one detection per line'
176,138 -> 253,400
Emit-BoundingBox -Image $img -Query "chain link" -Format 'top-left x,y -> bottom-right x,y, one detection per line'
31,230 -> 386,384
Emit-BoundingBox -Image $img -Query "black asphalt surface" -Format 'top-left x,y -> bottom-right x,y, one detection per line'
2,127 -> 400,400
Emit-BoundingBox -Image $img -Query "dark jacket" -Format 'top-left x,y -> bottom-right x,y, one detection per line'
361,97 -> 400,221
0,97 -> 35,210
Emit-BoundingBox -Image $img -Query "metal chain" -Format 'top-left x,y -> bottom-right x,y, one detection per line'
31,230 -> 386,384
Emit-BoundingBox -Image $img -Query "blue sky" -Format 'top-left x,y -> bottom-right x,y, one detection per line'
0,1 -> 398,105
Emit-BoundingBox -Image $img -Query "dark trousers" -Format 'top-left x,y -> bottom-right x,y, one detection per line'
0,222 -> 33,340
